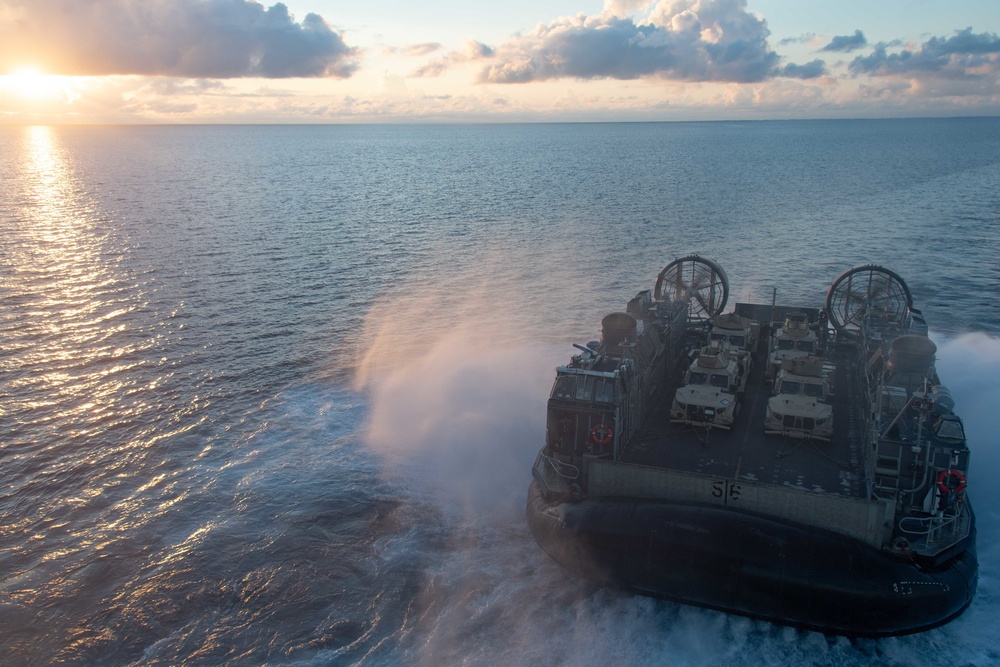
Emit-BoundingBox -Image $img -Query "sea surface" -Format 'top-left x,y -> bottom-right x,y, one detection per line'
1,119 -> 999,666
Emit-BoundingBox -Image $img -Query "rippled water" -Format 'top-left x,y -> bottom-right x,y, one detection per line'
1,121 -> 999,666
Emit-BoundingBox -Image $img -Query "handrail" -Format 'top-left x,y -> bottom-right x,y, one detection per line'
898,512 -> 960,536
540,452 -> 580,480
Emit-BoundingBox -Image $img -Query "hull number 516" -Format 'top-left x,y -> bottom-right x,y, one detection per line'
712,479 -> 741,504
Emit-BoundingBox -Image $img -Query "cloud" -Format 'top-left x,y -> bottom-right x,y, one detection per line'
385,43 -> 444,57
849,28 -> 1000,79
821,30 -> 867,53
779,33 -> 817,47
480,0 -> 781,84
404,43 -> 444,57
412,41 -> 495,78
143,78 -> 228,96
0,0 -> 359,78
779,59 -> 827,79
602,0 -> 656,16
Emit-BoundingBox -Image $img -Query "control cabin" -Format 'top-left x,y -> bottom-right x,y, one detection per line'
543,290 -> 687,479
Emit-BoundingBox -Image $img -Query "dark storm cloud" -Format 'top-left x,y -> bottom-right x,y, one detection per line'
850,28 -> 1000,78
478,0 -> 780,84
779,59 -> 827,79
821,30 -> 867,53
0,0 -> 359,78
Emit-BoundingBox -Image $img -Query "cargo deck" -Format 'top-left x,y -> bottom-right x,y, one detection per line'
620,322 -> 864,500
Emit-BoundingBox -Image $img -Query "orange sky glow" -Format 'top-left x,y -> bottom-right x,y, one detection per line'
1,0 -> 998,123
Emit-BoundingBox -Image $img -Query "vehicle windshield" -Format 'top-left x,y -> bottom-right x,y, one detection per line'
780,381 -> 802,395
711,374 -> 729,388
797,341 -> 814,352
688,372 -> 708,385
777,339 -> 795,350
729,335 -> 745,347
804,383 -> 824,398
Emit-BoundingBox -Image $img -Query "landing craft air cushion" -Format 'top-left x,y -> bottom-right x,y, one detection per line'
527,256 -> 977,637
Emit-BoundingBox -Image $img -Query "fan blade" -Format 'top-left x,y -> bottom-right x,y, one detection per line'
693,290 -> 711,316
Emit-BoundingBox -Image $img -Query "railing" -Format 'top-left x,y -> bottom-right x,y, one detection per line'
531,451 -> 578,497
896,503 -> 973,556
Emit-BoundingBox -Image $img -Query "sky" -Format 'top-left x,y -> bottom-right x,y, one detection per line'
0,0 -> 998,123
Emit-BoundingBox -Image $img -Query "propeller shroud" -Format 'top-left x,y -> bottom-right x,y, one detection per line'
654,255 -> 729,321
825,264 -> 913,338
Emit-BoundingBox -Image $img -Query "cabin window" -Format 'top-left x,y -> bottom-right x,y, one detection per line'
780,381 -> 802,395
935,418 -> 965,441
777,339 -> 794,350
804,383 -> 824,398
689,372 -> 708,385
594,379 -> 615,403
797,341 -> 814,352
710,333 -> 725,342
553,377 -> 576,399
575,376 -> 595,401
711,374 -> 729,388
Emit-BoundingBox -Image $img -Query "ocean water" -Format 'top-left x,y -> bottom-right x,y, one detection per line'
1,119 -> 999,666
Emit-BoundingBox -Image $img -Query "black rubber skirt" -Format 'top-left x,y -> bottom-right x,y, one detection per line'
527,481 -> 977,637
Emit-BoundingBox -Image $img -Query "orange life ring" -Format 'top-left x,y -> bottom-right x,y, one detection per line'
590,423 -> 613,446
936,469 -> 966,495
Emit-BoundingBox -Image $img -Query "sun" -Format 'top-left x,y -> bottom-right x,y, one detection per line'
1,67 -> 70,99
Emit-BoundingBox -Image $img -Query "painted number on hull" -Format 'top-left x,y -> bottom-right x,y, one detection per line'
712,480 -> 741,505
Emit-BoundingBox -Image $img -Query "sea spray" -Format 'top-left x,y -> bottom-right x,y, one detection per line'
353,264 -> 583,519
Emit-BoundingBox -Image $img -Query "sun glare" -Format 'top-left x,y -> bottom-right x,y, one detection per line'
1,67 -> 72,100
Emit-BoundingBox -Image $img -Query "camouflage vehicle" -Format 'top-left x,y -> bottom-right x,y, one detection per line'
670,341 -> 748,429
764,356 -> 834,441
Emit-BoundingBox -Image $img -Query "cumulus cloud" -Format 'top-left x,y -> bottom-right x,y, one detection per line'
849,28 -> 1000,79
480,0 -> 782,84
821,30 -> 867,53
0,0 -> 359,78
602,0 -> 656,16
779,59 -> 827,79
413,41 -> 495,78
